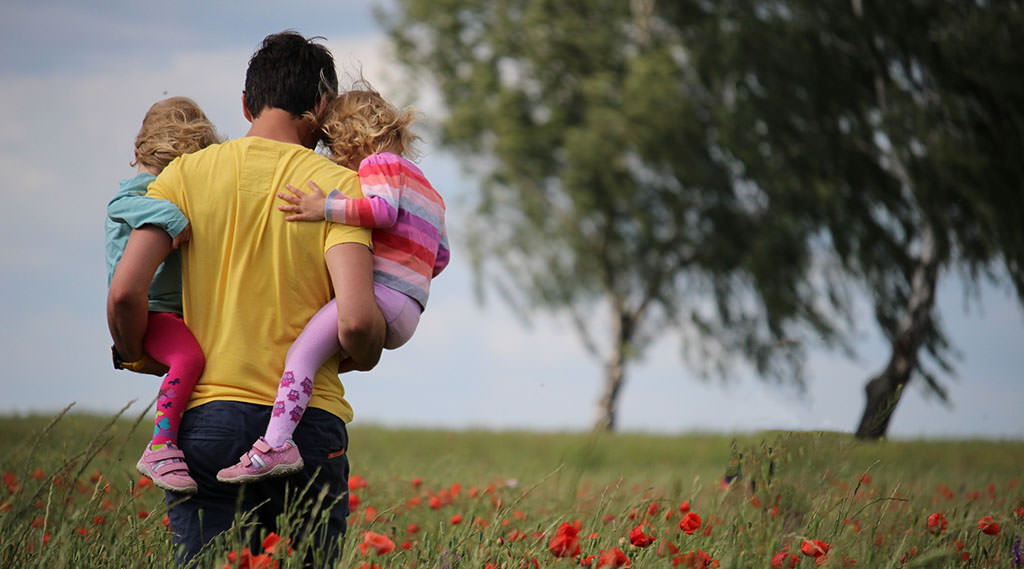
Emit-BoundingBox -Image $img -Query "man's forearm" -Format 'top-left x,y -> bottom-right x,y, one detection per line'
326,242 -> 386,371
108,291 -> 150,362
107,226 -> 173,361
338,318 -> 385,371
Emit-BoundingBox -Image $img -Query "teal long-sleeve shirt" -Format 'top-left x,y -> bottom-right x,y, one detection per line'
105,172 -> 189,314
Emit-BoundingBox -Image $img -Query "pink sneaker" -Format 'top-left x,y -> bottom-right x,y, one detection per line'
136,444 -> 197,494
216,438 -> 303,484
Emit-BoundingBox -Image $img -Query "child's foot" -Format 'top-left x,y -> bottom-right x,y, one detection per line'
216,438 -> 303,484
136,443 -> 198,494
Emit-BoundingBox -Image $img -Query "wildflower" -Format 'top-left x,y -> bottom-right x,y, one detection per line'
629,524 -> 655,547
927,512 -> 948,534
675,550 -> 718,569
247,553 -> 279,569
801,539 -> 830,558
411,476 -> 422,488
679,512 -> 702,535
1011,536 -> 1021,568
407,522 -> 419,534
348,492 -> 360,510
595,547 -> 631,568
657,540 -> 680,557
348,474 -> 367,490
548,522 -> 582,558
602,514 -> 616,524
137,476 -> 153,489
401,540 -> 412,550
358,531 -> 396,555
428,495 -> 442,509
977,515 -> 1000,535
138,509 -> 149,519
92,515 -> 105,526
226,547 -> 252,567
450,513 -> 463,524
31,468 -> 45,480
771,550 -> 800,569
679,501 -> 691,514
262,532 -> 291,555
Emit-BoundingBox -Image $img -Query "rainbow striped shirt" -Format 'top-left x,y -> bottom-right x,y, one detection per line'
326,152 -> 449,308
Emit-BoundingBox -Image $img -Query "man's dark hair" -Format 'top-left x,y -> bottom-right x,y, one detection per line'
244,30 -> 339,119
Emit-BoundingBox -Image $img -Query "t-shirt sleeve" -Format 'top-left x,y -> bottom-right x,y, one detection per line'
145,161 -> 185,214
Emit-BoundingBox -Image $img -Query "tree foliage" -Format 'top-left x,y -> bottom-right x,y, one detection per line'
379,0 -> 1024,433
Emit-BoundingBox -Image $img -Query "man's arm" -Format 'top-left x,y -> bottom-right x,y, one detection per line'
325,243 -> 385,371
107,226 -> 173,362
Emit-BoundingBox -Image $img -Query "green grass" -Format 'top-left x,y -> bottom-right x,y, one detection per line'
1,409 -> 1021,568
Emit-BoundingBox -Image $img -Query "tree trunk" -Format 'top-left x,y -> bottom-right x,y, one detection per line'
593,310 -> 633,431
593,346 -> 627,431
855,225 -> 940,439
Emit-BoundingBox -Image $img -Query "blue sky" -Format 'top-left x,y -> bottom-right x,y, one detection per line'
1,1 -> 1022,440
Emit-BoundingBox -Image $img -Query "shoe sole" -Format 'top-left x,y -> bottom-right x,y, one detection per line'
136,460 -> 198,494
216,460 -> 305,484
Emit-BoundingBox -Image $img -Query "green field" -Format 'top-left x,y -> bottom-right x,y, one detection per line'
1,408 -> 1021,568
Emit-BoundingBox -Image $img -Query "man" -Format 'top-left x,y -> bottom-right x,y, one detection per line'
108,31 -> 385,564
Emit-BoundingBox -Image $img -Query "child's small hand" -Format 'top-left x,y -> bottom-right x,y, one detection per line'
278,180 -> 328,222
171,223 -> 191,249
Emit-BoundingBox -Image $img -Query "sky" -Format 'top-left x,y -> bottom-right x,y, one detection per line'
1,0 -> 1022,440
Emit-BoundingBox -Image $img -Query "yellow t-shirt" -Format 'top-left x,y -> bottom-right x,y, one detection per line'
147,137 -> 371,422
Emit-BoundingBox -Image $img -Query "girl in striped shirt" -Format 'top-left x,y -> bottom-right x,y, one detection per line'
217,85 -> 449,483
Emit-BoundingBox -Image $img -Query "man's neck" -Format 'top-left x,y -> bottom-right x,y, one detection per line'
245,108 -> 315,147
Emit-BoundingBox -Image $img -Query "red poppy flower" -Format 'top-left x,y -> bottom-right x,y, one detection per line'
247,553 -> 279,569
770,550 -> 800,569
800,539 -> 830,558
679,501 -> 691,514
927,512 -> 948,534
357,531 -> 396,555
629,524 -> 655,548
675,550 -> 716,569
262,532 -> 291,555
977,515 -> 1000,536
596,547 -> 631,568
449,513 -> 463,525
679,512 -> 702,535
548,522 -> 581,558
348,475 -> 368,490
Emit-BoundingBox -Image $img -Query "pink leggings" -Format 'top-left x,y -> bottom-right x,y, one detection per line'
262,284 -> 420,447
143,312 -> 204,446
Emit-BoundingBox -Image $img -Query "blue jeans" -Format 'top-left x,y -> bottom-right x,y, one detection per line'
166,401 -> 350,566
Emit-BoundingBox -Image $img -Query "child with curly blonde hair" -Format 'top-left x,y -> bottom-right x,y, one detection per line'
217,84 -> 449,483
106,96 -> 220,493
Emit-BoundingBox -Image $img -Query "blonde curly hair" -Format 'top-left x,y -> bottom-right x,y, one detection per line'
318,83 -> 421,170
132,97 -> 220,172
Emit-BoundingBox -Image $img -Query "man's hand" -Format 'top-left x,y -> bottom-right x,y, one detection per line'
171,223 -> 192,249
278,180 -> 328,221
112,346 -> 169,376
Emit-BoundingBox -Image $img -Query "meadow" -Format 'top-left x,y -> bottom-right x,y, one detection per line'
1,405 -> 1021,568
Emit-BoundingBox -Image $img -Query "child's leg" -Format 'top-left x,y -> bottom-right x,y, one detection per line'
144,312 -> 205,449
375,284 -> 422,350
264,301 -> 341,448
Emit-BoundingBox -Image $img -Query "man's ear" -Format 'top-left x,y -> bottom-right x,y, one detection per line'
242,92 -> 253,122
